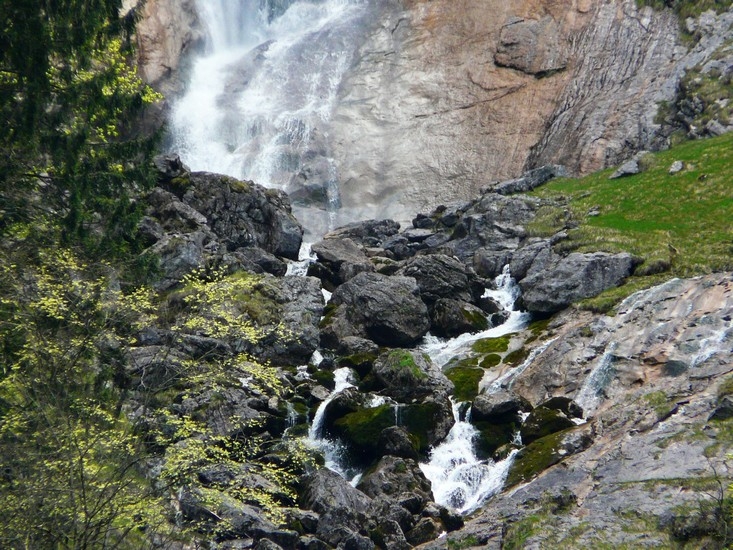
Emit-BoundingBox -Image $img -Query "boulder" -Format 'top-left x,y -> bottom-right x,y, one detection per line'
493,165 -> 567,195
310,237 -> 374,287
609,158 -> 641,179
520,406 -> 576,445
371,349 -> 453,402
164,171 -> 304,260
378,426 -> 420,460
519,251 -> 636,313
396,253 -> 481,305
472,391 -> 532,423
323,219 -> 400,247
495,16 -> 569,76
299,468 -> 372,516
357,456 -> 433,501
320,272 -> 430,348
430,298 -> 489,337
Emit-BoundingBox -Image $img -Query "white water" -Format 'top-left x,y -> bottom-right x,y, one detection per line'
306,367 -> 362,481
419,401 -> 517,514
419,267 -> 533,512
420,266 -> 531,368
484,336 -> 558,394
169,0 -> 370,235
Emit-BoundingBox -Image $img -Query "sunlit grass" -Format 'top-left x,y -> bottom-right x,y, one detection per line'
528,132 -> 733,311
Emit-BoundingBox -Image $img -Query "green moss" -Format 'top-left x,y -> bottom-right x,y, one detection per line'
472,335 -> 511,354
479,353 -> 502,369
503,514 -> 544,550
462,307 -> 489,331
529,132 -> 733,310
387,349 -> 428,380
446,535 -> 479,549
445,366 -> 483,402
333,404 -> 394,450
472,420 -> 518,459
401,402 -> 444,452
643,390 -> 674,419
503,347 -> 529,367
717,374 -> 733,398
311,369 -> 335,390
525,317 -> 552,344
506,428 -> 571,486
319,302 -> 338,327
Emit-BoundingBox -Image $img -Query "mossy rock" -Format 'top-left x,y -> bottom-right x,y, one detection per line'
386,349 -> 429,379
461,306 -> 489,331
520,406 -> 575,445
333,404 -> 395,464
503,347 -> 530,367
401,401 -> 445,453
472,335 -> 511,354
507,425 -> 592,486
479,353 -> 502,369
472,420 -> 518,460
444,355 -> 481,370
445,366 -> 483,402
310,369 -> 335,390
338,352 -> 378,378
319,302 -> 339,328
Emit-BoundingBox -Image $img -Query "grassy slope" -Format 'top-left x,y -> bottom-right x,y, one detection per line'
528,132 -> 733,311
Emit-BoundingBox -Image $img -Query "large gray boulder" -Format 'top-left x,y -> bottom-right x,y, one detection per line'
396,254 -> 480,305
495,16 -> 569,76
519,251 -> 636,313
320,272 -> 430,348
309,237 -> 374,288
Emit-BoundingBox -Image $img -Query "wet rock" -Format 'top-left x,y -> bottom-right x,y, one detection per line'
430,298 -> 489,337
378,426 -> 420,460
396,253 -> 481,305
520,406 -> 576,445
406,517 -> 442,546
519,251 -> 636,313
300,469 -> 372,543
320,272 -> 430,348
472,390 -> 532,423
310,237 -> 374,287
324,219 -> 401,247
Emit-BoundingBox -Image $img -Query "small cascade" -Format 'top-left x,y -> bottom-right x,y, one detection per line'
419,401 -> 517,514
421,266 -> 531,368
575,342 -> 618,414
285,401 -> 299,429
690,319 -> 732,368
307,367 -> 361,481
286,242 -> 316,277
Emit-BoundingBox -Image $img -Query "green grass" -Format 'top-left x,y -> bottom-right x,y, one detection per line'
529,132 -> 733,311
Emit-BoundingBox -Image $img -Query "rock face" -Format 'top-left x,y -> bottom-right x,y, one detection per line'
140,2 -> 732,226
430,273 -> 733,548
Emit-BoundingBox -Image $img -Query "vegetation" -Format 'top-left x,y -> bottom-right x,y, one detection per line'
0,0 -> 161,253
529,132 -> 733,311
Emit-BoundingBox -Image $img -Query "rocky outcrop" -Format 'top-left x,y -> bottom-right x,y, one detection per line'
495,16 -> 569,76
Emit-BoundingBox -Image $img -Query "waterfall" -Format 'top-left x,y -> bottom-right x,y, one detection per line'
419,401 -> 517,514
168,0 -> 372,237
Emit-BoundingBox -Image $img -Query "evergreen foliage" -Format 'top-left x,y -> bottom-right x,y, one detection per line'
0,0 -> 161,251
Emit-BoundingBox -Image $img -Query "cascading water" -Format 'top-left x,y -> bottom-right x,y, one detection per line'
574,342 -> 618,414
419,267 -> 533,512
306,367 -> 362,482
420,266 -> 531,368
168,0 -> 373,237
419,401 -> 518,514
